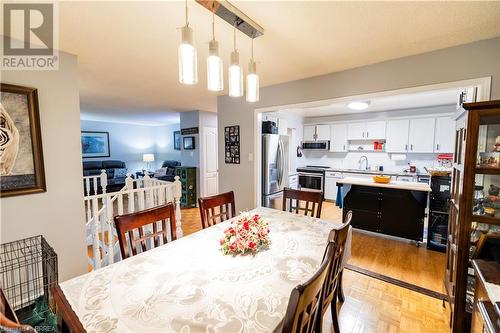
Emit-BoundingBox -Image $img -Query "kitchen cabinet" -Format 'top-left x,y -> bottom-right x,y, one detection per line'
347,123 -> 366,140
303,125 -> 316,141
342,185 -> 426,241
434,117 -> 455,153
324,171 -> 342,201
366,121 -> 386,139
347,121 -> 386,140
303,124 -> 330,141
408,118 -> 436,153
288,174 -> 298,189
386,119 -> 410,152
330,124 -> 348,152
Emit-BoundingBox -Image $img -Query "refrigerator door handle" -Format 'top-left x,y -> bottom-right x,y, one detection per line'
276,141 -> 282,186
279,140 -> 285,188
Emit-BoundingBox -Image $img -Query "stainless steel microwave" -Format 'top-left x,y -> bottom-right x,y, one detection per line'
301,140 -> 330,151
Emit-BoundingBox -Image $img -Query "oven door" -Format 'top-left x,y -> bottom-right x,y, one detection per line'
298,173 -> 323,192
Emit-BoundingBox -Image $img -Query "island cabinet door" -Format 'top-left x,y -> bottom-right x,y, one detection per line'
343,185 -> 381,232
379,189 -> 426,241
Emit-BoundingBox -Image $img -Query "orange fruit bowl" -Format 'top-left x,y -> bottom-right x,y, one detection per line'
373,175 -> 391,184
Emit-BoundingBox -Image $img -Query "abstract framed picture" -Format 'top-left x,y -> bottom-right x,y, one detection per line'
81,131 -> 110,158
0,83 -> 46,198
174,130 -> 181,150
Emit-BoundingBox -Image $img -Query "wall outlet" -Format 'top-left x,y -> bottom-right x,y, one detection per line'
248,153 -> 253,161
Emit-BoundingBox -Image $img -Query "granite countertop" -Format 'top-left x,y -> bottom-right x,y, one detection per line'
337,177 -> 432,192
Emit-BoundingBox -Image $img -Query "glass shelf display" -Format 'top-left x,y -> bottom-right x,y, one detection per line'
472,175 -> 500,220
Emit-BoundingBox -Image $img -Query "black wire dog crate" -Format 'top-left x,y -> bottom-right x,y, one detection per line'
0,235 -> 58,330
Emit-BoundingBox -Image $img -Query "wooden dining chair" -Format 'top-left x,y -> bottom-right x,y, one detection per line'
198,191 -> 236,229
282,188 -> 323,218
281,241 -> 335,333
114,203 -> 176,259
316,210 -> 352,333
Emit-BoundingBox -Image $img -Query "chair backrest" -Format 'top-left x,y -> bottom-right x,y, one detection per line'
282,241 -> 335,333
319,210 -> 352,317
198,191 -> 236,229
282,188 -> 323,218
0,288 -> 19,326
114,203 -> 176,259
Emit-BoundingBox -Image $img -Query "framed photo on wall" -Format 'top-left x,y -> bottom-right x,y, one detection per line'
174,130 -> 181,150
225,125 -> 240,164
81,131 -> 110,158
0,83 -> 46,198
183,136 -> 195,150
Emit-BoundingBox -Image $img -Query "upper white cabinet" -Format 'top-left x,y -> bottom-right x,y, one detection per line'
347,121 -> 386,140
366,121 -> 386,139
303,124 -> 330,141
386,119 -> 410,152
303,125 -> 316,141
434,117 -> 455,153
408,118 -> 436,153
315,125 -> 330,141
347,123 -> 366,140
330,124 -> 348,152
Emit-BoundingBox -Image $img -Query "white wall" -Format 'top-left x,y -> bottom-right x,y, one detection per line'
218,37 -> 500,210
0,48 -> 87,281
80,119 -> 180,172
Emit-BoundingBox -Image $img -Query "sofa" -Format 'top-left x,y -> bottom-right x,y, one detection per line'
83,160 -> 130,193
154,160 -> 181,182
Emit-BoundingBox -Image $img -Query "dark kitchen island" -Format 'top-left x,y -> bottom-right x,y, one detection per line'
338,177 -> 431,242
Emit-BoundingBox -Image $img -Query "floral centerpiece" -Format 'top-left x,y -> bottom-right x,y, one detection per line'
220,213 -> 271,255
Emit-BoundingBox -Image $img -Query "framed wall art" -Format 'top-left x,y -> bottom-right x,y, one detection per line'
174,130 -> 181,150
225,125 -> 240,164
0,83 -> 46,198
183,136 -> 195,150
81,131 -> 110,158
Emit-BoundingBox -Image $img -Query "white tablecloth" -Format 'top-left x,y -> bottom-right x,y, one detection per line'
60,207 -> 351,333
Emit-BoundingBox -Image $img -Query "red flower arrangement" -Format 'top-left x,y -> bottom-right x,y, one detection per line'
220,213 -> 271,255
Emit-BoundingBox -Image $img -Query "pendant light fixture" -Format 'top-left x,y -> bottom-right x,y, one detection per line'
207,8 -> 223,91
246,37 -> 259,102
228,22 -> 243,97
178,0 -> 198,85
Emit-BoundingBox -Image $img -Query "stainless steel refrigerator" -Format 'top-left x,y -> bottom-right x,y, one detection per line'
262,134 -> 289,209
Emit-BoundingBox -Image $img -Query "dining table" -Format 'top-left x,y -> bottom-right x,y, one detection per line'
57,207 -> 352,333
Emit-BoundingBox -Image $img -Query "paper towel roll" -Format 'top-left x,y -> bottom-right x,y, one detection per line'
390,154 -> 407,161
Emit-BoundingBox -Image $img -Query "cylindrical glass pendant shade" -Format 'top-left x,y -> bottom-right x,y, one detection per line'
207,40 -> 223,91
246,59 -> 259,102
178,25 -> 198,85
228,50 -> 243,97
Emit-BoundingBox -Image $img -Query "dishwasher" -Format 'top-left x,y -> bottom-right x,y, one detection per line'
324,171 -> 343,201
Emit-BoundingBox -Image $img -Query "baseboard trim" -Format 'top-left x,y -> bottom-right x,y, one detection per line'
345,264 -> 448,301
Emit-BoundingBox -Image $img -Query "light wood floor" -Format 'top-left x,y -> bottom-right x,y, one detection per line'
180,205 -> 450,332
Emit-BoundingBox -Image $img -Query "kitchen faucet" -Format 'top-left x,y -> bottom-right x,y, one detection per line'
358,155 -> 369,170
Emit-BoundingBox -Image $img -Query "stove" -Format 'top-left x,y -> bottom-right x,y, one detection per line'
296,165 -> 330,192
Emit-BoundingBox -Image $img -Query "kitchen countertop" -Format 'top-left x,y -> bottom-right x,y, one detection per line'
337,177 -> 432,192
327,168 -> 428,177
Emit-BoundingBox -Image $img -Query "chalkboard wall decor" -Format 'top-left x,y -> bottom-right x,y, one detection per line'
224,125 -> 240,164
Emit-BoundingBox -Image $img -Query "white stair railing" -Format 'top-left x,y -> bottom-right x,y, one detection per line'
84,173 -> 182,270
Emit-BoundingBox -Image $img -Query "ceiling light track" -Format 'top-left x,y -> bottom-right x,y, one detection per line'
195,0 -> 264,39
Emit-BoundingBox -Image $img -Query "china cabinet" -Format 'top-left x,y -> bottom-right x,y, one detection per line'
445,100 -> 500,332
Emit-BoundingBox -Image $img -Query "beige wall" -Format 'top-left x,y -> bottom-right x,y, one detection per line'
218,37 -> 500,210
1,49 -> 87,281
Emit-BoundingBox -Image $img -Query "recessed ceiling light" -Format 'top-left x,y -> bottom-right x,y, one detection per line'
348,101 -> 370,110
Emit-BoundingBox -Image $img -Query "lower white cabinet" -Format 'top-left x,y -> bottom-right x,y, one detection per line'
324,172 -> 343,201
289,174 -> 299,189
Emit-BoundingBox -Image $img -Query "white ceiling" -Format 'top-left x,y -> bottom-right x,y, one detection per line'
279,87 -> 462,118
6,1 -> 500,121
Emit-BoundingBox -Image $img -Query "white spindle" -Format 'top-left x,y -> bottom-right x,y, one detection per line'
105,194 -> 114,265
173,176 -> 183,238
91,197 -> 101,269
117,193 -> 124,215
100,170 -> 108,195
138,190 -> 145,211
85,177 -> 90,196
